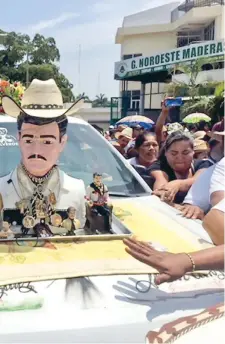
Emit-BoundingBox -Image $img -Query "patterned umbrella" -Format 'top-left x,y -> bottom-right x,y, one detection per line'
116,115 -> 154,130
183,113 -> 211,124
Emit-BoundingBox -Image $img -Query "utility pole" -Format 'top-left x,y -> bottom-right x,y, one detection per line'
97,72 -> 101,95
78,44 -> 81,94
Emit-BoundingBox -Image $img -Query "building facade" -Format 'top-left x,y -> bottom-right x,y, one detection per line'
114,0 -> 224,122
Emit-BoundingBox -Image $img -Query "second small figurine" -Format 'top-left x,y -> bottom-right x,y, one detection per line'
62,207 -> 81,236
86,173 -> 113,233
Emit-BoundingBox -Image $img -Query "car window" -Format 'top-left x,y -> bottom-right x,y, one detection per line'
0,122 -> 147,195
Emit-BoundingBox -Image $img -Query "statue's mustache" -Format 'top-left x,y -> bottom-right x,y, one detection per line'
28,154 -> 47,161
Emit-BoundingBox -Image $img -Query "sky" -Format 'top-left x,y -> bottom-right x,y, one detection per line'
0,0 -> 176,99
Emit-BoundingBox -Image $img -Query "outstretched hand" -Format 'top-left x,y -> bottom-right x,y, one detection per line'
153,180 -> 181,203
123,238 -> 192,285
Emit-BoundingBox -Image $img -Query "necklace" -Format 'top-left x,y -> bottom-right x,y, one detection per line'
16,164 -> 60,227
21,164 -> 56,185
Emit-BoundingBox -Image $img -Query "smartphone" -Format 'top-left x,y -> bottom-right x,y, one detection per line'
164,97 -> 183,107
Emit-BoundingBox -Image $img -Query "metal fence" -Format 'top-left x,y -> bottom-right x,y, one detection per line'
171,0 -> 224,22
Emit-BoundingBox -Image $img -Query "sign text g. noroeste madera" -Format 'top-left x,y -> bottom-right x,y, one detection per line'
114,41 -> 225,79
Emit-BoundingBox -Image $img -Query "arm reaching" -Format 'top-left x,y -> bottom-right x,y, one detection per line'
155,103 -> 169,145
124,237 -> 224,285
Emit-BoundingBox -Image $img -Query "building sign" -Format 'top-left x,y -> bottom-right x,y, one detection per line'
114,41 -> 225,80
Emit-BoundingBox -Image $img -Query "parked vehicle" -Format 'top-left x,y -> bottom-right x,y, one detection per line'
0,115 -> 223,343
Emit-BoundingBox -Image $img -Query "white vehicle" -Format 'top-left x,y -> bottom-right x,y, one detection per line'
0,115 -> 223,343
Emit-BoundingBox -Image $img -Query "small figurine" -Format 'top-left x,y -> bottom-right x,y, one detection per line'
62,207 -> 81,236
86,173 -> 113,233
0,221 -> 14,239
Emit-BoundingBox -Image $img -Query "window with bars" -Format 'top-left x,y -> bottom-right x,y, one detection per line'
204,21 -> 215,41
177,30 -> 204,47
123,53 -> 142,60
122,90 -> 140,110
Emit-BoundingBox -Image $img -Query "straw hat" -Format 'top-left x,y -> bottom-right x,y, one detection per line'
194,139 -> 209,152
167,122 -> 183,134
116,124 -> 128,132
193,131 -> 206,140
2,79 -> 84,118
115,127 -> 133,140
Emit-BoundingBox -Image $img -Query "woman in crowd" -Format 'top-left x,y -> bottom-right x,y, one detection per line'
128,132 -> 159,188
149,131 -> 211,203
128,132 -> 159,169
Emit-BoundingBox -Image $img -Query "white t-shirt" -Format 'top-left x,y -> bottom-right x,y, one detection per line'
183,158 -> 225,212
128,157 -> 138,167
209,158 -> 225,197
125,139 -> 135,154
212,198 -> 225,212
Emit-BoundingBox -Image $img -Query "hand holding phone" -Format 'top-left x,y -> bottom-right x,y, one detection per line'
164,97 -> 183,108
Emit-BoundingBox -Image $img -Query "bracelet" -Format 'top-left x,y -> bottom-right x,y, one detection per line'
185,253 -> 196,272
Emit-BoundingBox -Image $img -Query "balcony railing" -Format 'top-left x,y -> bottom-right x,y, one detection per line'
171,0 -> 224,22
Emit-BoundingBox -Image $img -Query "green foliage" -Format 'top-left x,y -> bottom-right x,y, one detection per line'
30,34 -> 60,65
181,82 -> 224,123
165,58 -> 224,123
92,94 -> 110,107
0,30 -> 74,102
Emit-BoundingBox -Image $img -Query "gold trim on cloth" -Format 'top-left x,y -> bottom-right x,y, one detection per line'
0,199 -> 213,285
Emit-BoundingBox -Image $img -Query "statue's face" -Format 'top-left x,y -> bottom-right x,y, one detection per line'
19,122 -> 67,176
94,175 -> 102,186
68,208 -> 76,219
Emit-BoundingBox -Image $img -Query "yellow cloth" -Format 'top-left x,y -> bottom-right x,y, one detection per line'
0,200 -> 212,285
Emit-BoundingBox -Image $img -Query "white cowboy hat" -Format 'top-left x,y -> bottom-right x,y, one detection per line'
2,78 -> 84,118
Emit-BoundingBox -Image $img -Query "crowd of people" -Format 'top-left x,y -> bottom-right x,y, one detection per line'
105,102 -> 224,251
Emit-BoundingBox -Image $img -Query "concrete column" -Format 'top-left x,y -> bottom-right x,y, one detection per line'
140,83 -> 145,115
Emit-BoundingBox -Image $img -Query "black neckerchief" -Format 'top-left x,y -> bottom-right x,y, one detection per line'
90,182 -> 105,195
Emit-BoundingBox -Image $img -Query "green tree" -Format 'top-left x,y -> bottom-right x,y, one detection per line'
165,57 -> 223,122
93,93 -> 109,107
0,30 -> 74,102
166,58 -> 215,99
30,34 -> 60,64
181,82 -> 224,123
0,31 -> 29,68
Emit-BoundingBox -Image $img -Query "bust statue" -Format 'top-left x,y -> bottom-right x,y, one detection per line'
62,207 -> 81,236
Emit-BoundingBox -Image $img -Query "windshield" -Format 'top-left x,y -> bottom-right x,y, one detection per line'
0,121 -> 147,196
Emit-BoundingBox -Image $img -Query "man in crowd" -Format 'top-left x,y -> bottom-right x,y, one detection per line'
112,127 -> 133,157
125,124 -> 144,158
